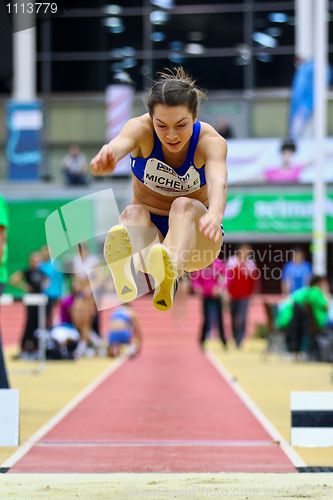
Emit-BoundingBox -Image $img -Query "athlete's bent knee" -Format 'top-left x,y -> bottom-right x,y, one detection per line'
170,197 -> 202,214
121,204 -> 150,223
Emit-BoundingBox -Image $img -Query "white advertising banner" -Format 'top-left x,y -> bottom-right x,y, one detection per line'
227,138 -> 333,184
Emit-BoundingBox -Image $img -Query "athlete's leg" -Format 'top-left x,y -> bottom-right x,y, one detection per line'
164,197 -> 222,273
104,204 -> 162,302
120,204 -> 162,269
146,197 -> 222,311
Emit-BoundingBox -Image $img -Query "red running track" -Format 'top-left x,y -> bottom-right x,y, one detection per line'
7,297 -> 296,473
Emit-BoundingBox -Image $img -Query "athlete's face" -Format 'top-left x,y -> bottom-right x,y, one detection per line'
152,104 -> 196,154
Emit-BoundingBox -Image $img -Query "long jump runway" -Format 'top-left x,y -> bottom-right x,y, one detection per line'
6,298 -> 298,473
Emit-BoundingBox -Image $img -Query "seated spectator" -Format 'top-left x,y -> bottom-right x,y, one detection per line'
62,144 -> 89,186
10,251 -> 48,357
45,324 -> 81,360
107,303 -> 142,358
216,118 -> 234,139
276,275 -> 329,356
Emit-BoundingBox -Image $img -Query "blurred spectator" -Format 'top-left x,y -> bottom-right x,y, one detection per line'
191,259 -> 227,349
0,194 -> 10,387
216,118 -> 234,139
281,248 -> 312,295
276,275 -> 329,356
62,144 -> 89,186
10,251 -> 48,357
72,243 -> 101,276
59,275 -> 105,358
226,245 -> 258,348
39,245 -> 64,328
72,243 -> 104,336
264,139 -> 305,184
107,303 -> 142,358
46,323 -> 80,360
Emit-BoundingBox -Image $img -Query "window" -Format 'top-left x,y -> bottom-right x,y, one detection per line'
254,54 -> 294,88
51,17 -> 108,52
253,9 -> 294,47
151,12 -> 244,50
30,2 -> 318,93
107,16 -> 143,51
50,61 -> 108,91
153,57 -> 244,90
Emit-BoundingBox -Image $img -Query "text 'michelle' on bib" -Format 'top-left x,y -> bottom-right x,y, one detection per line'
142,158 -> 201,197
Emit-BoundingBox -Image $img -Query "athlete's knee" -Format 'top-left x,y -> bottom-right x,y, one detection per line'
170,197 -> 202,215
121,204 -> 150,224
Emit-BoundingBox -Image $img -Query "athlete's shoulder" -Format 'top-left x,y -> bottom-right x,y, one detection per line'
134,112 -> 150,123
129,114 -> 154,156
199,121 -> 226,141
128,113 -> 153,143
197,121 -> 227,156
134,113 -> 154,132
122,113 -> 150,133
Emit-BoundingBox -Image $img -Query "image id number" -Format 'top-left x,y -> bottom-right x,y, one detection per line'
6,3 -> 58,15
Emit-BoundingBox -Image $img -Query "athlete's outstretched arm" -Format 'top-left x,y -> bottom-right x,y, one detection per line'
199,135 -> 228,242
90,118 -> 143,175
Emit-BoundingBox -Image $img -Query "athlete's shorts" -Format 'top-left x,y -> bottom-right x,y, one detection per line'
108,330 -> 132,345
149,213 -> 169,237
149,212 -> 225,239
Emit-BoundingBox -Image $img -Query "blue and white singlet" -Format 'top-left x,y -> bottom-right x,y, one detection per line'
130,121 -> 206,196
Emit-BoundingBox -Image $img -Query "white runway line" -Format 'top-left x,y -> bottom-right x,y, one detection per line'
206,351 -> 306,468
1,357 -> 126,469
36,439 -> 276,447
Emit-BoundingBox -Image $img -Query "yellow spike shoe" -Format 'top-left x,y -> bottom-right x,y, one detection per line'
103,224 -> 137,302
146,244 -> 178,311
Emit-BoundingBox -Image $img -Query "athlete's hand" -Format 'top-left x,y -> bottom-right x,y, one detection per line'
199,211 -> 222,243
90,144 -> 117,176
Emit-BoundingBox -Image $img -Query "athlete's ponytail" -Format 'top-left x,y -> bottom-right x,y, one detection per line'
146,66 -> 207,117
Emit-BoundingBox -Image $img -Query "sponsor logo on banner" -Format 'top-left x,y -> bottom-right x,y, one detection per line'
224,197 -> 243,219
223,193 -> 333,234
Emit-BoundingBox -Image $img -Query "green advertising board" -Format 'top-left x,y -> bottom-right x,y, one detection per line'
6,191 -> 118,294
7,199 -> 69,275
224,193 -> 333,234
4,191 -> 333,292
